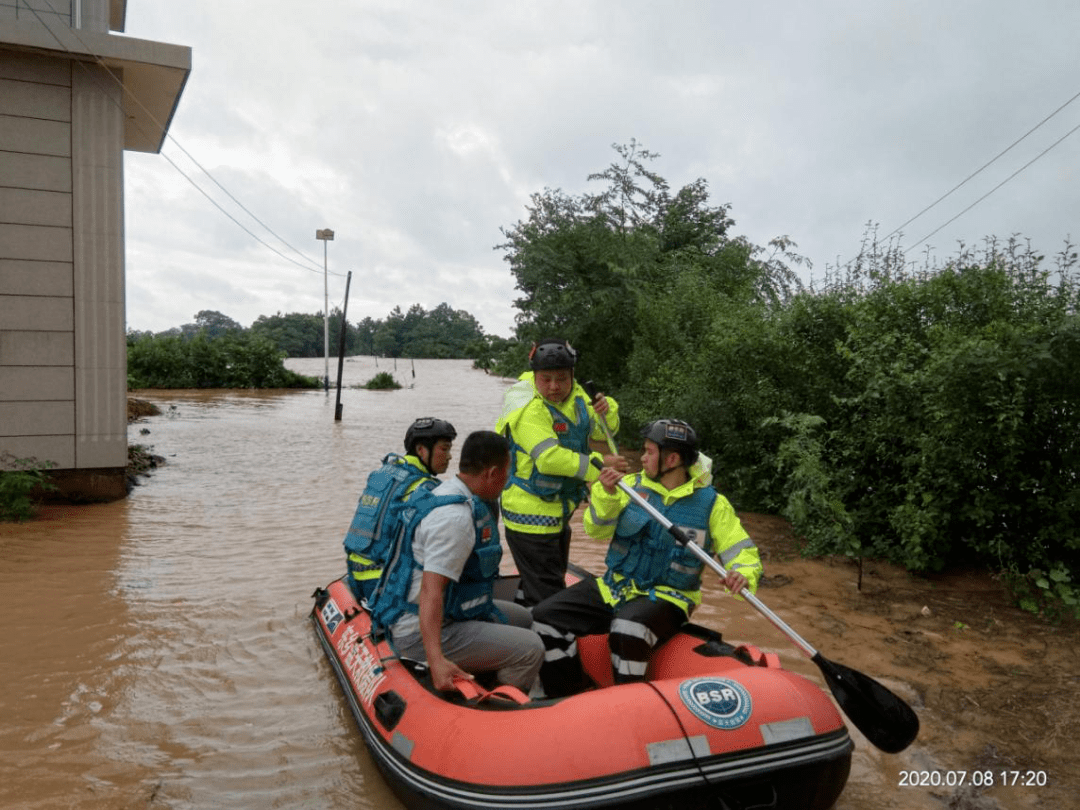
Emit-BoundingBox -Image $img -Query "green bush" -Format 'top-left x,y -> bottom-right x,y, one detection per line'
362,372 -> 402,390
755,240 -> 1080,618
127,332 -> 319,389
0,454 -> 55,521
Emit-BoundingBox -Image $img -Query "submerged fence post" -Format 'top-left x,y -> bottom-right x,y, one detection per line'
334,271 -> 352,421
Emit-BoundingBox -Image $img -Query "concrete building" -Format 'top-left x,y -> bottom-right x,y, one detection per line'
1,1 -> 190,499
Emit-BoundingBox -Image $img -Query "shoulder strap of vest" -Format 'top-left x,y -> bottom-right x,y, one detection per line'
407,489 -> 469,521
368,489 -> 472,630
691,484 -> 719,511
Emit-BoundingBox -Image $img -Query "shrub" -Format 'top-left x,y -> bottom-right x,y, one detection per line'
127,332 -> 319,389
0,454 -> 55,521
362,372 -> 402,390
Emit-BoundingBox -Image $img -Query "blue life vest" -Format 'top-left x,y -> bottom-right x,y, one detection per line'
506,395 -> 592,505
603,476 -> 718,593
370,489 -> 503,631
344,454 -> 436,600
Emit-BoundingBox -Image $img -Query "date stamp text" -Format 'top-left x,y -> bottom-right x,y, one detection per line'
899,770 -> 1048,788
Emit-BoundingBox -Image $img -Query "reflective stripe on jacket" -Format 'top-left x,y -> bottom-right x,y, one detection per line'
496,373 -> 617,535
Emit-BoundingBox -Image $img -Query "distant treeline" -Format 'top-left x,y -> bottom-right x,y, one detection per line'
128,302 -> 511,362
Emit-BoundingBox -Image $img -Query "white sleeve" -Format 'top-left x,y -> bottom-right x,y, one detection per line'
414,503 -> 474,583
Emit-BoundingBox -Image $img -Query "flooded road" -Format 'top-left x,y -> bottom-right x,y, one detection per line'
1,357 -> 506,810
5,356 -> 1053,809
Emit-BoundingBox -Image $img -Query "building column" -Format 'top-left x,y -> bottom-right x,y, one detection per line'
69,60 -> 127,495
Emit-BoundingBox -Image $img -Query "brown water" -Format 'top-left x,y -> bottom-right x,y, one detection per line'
1,357 -> 1003,810
1,358 -> 506,810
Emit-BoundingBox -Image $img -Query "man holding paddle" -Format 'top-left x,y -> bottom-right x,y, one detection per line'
531,418 -> 762,697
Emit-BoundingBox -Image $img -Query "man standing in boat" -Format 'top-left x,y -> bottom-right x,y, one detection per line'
344,418 -> 457,602
495,338 -> 627,606
371,431 -> 544,693
530,419 -> 762,697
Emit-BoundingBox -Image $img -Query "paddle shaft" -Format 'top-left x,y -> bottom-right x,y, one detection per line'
589,458 -> 920,753
582,381 -> 620,456
606,471 -> 817,659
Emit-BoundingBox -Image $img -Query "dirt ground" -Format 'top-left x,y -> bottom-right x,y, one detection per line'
733,512 -> 1078,809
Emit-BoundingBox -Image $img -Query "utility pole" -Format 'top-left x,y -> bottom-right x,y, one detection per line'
334,271 -> 352,421
315,228 -> 335,391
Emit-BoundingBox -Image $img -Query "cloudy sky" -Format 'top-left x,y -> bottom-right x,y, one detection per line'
121,1 -> 1080,338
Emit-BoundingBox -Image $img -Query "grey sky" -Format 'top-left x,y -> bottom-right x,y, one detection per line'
122,1 -> 1080,337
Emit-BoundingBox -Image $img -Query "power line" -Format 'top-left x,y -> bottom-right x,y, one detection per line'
160,135 -> 330,275
908,116 -> 1080,253
157,150 -> 337,275
884,87 -> 1080,243
27,2 -> 346,278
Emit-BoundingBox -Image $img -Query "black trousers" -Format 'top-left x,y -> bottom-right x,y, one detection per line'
531,577 -> 686,697
504,525 -> 571,607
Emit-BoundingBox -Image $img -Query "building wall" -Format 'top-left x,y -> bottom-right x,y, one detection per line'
1,48 -> 127,495
0,2 -> 75,28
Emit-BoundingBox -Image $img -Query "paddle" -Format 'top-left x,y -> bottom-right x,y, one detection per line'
590,458 -> 920,753
581,380 -> 620,455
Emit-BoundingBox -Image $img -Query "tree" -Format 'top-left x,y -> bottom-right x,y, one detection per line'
193,310 -> 243,338
495,139 -> 803,390
249,311 -> 324,356
133,305 -> 486,360
356,317 -> 378,355
372,306 -> 406,357
367,303 -> 486,358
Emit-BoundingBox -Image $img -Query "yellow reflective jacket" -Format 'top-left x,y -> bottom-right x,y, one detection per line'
584,454 -> 762,615
496,372 -> 619,535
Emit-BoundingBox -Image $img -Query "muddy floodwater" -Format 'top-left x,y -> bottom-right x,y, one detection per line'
2,357 -> 1074,809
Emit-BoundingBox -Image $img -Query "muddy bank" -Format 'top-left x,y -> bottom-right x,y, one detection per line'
126,398 -> 165,490
728,512 -> 1078,809
127,398 -> 162,421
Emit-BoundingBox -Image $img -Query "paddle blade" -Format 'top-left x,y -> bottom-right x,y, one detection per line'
812,652 -> 919,753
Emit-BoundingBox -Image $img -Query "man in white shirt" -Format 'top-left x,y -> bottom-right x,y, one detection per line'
382,431 -> 543,693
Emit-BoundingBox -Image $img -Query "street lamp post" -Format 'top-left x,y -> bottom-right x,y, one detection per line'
315,228 -> 335,391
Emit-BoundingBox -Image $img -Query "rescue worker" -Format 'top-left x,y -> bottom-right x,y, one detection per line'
530,419 -> 762,698
370,430 -> 544,693
344,417 -> 456,602
404,416 -> 457,477
495,338 -> 627,606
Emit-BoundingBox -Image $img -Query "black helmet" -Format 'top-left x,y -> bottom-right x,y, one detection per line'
529,338 -> 578,371
404,417 -> 457,455
641,419 -> 698,466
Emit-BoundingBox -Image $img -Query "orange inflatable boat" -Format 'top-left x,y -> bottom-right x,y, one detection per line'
311,569 -> 852,810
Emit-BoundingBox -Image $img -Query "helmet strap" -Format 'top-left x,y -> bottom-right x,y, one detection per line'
415,442 -> 436,475
651,449 -> 689,486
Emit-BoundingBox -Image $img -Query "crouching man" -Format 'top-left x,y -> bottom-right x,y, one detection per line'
531,419 -> 762,697
371,430 -> 543,693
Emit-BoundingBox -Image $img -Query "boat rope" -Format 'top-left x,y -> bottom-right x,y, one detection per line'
644,681 -> 711,788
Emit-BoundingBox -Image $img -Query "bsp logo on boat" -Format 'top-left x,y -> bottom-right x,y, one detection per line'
679,677 -> 753,729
